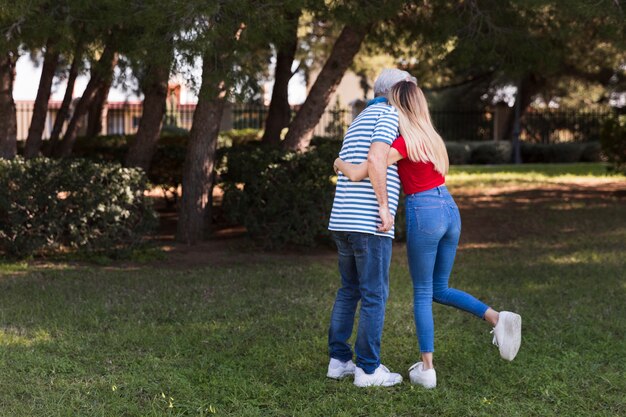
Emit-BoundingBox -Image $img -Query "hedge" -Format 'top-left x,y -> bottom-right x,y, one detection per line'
0,158 -> 158,258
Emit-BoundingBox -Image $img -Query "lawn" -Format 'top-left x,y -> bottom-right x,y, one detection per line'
1,163 -> 625,416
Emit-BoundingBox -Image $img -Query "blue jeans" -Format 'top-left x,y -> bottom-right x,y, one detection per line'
328,231 -> 392,374
406,185 -> 490,353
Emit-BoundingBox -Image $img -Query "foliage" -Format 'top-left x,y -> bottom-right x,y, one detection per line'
520,142 -> 602,164
600,115 -> 626,174
221,140 -> 338,248
469,141 -> 512,164
445,142 -> 472,165
0,157 -> 157,258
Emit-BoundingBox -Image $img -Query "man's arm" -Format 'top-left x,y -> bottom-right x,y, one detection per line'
368,141 -> 393,232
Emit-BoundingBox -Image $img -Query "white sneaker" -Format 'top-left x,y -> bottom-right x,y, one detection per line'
326,358 -> 356,379
491,311 -> 522,361
408,362 -> 437,389
353,364 -> 403,387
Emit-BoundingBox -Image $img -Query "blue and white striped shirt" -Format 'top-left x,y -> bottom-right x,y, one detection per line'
328,102 -> 401,238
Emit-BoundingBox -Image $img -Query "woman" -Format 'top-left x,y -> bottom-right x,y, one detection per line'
333,81 -> 522,389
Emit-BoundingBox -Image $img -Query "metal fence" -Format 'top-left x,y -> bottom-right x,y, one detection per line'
431,110 -> 493,142
521,110 -> 607,143
15,101 -> 612,143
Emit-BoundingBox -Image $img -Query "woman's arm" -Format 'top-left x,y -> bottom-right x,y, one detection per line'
333,148 -> 404,182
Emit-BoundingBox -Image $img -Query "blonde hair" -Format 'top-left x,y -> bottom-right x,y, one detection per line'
388,81 -> 449,176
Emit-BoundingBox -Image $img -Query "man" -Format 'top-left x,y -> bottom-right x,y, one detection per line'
326,69 -> 413,387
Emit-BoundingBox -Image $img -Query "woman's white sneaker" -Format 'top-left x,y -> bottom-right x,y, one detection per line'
491,311 -> 522,361
408,362 -> 437,389
353,364 -> 403,387
326,358 -> 356,379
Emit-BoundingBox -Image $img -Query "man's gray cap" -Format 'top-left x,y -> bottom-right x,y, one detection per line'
373,69 -> 417,97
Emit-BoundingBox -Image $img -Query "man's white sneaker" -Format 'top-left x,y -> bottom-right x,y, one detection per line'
353,364 -> 403,387
491,311 -> 522,361
326,358 -> 356,379
408,362 -> 437,389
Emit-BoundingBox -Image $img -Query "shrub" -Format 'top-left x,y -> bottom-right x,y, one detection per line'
469,141 -> 512,164
0,158 -> 157,258
600,116 -> 626,173
549,142 -> 584,163
521,143 -> 551,163
521,142 -> 599,163
580,141 -> 603,163
221,142 -> 336,248
446,142 -> 471,165
218,129 -> 262,147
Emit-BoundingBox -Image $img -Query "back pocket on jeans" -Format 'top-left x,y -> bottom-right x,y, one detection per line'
415,206 -> 444,234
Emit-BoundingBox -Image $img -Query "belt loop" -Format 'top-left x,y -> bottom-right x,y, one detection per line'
437,186 -> 441,195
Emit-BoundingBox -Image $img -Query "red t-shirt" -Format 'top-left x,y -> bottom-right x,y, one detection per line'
391,135 -> 445,195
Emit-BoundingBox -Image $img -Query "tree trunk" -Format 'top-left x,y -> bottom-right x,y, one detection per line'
52,46 -> 117,157
282,24 -> 369,152
24,43 -> 59,158
45,44 -> 82,155
261,11 -> 300,146
176,56 -> 228,245
0,51 -> 18,160
86,50 -> 118,138
125,55 -> 172,170
85,79 -> 111,138
503,72 -> 545,141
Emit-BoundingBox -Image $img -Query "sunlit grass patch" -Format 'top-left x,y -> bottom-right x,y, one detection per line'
0,327 -> 52,347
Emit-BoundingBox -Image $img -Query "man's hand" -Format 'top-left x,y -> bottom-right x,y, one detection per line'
333,157 -> 341,174
378,205 -> 393,232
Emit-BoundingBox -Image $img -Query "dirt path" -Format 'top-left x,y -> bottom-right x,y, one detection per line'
148,179 -> 625,269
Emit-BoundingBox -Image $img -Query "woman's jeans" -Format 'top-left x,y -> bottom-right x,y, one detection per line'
406,185 -> 489,353
328,231 -> 392,374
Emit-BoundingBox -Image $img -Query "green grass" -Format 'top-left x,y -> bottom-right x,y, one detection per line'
449,162 -> 616,177
447,162 -> 623,189
1,165 -> 625,416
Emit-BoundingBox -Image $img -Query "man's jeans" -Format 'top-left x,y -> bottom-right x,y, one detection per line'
328,231 -> 392,374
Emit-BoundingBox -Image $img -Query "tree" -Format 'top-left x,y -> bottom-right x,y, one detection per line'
51,44 -> 118,157
176,0 -> 278,244
21,0 -> 78,158
124,46 -> 173,170
0,1 -> 31,159
260,9 -> 301,146
0,50 -> 18,159
23,41 -> 59,158
45,42 -> 84,155
394,0 -> 625,137
282,24 -> 370,151
124,0 -> 181,170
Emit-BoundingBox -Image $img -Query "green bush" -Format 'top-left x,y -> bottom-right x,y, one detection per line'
218,129 -> 262,147
600,116 -> 626,173
521,143 -> 551,163
221,142 -> 336,248
549,142 -> 584,163
580,142 -> 603,163
521,142 -> 600,163
0,158 -> 157,258
469,141 -> 512,164
446,142 -> 471,165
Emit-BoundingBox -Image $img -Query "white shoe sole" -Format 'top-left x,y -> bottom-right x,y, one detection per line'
499,312 -> 522,361
353,377 -> 402,387
326,369 -> 354,379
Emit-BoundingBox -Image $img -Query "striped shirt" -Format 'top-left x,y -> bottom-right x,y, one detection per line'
328,102 -> 401,238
